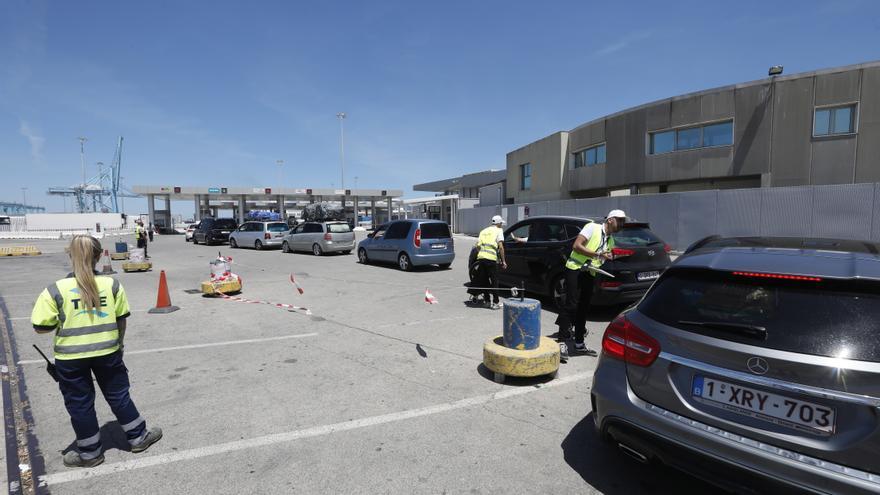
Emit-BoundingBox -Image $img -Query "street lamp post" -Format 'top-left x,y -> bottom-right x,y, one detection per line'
21,187 -> 27,207
276,159 -> 284,186
336,112 -> 346,190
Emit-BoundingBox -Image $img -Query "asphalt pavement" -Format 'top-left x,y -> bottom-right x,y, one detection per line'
0,233 -> 715,494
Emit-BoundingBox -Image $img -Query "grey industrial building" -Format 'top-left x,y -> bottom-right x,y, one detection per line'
506,60 -> 880,203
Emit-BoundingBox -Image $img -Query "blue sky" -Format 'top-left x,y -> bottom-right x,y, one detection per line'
1,0 -> 878,216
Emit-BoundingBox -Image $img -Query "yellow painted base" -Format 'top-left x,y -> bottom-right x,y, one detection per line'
483,336 -> 560,378
201,279 -> 242,295
110,252 -> 129,260
122,261 -> 152,272
0,246 -> 41,256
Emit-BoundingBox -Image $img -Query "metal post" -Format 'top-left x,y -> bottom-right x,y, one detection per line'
194,195 -> 201,222
337,112 -> 346,190
370,199 -> 376,228
238,195 -> 246,223
387,197 -> 393,222
277,195 -> 285,219
147,194 -> 156,227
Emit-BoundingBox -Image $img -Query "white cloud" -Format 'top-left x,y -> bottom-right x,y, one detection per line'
19,120 -> 45,164
594,30 -> 654,57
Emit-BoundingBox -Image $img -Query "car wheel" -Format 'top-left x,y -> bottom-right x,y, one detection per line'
282,241 -> 291,253
230,238 -> 238,248
193,236 -> 200,245
255,240 -> 263,250
551,275 -> 567,309
398,253 -> 412,272
206,235 -> 214,246
358,248 -> 369,264
468,261 -> 478,282
439,263 -> 451,270
312,243 -> 323,256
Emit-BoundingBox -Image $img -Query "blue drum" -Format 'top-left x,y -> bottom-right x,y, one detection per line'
502,298 -> 541,350
115,241 -> 128,253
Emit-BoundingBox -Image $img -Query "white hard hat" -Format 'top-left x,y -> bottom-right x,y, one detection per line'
491,215 -> 505,225
606,209 -> 627,220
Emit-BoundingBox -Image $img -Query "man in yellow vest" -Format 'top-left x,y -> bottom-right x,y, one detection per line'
556,209 -> 627,356
468,215 -> 507,309
135,219 -> 149,259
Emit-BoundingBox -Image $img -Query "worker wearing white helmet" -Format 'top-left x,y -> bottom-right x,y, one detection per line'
468,215 -> 507,309
556,209 -> 627,357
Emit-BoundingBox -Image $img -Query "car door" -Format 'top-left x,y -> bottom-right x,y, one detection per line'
365,224 -> 388,260
499,221 -> 533,286
287,224 -> 304,251
520,219 -> 571,293
382,221 -> 412,262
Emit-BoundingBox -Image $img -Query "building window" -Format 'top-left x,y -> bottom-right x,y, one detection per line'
520,163 -> 531,190
573,143 -> 607,168
649,120 -> 733,155
814,104 -> 856,136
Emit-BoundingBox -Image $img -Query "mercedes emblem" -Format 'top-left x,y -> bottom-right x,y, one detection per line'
746,357 -> 769,375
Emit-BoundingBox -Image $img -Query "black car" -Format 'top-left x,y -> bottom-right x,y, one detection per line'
193,218 -> 238,245
468,215 -> 671,307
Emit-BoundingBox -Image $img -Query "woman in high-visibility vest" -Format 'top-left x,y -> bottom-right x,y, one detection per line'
31,235 -> 162,468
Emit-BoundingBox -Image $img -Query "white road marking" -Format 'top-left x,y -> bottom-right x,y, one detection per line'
374,315 -> 468,329
40,371 -> 591,486
17,333 -> 318,365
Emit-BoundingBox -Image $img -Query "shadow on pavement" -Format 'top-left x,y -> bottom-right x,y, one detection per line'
62,421 -> 132,456
561,413 -> 722,494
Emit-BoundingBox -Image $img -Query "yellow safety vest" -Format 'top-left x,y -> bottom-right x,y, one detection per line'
476,226 -> 502,262
31,275 -> 130,360
565,222 -> 614,271
135,225 -> 144,240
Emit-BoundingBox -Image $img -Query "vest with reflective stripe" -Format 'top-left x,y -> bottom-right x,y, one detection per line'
46,276 -> 121,360
565,222 -> 610,271
135,225 -> 144,240
476,226 -> 501,261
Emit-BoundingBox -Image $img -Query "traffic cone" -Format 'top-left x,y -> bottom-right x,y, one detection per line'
148,270 -> 180,314
100,249 -> 116,275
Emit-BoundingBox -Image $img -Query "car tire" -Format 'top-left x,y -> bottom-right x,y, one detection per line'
206,235 -> 214,246
358,248 -> 369,264
230,238 -> 238,249
255,240 -> 263,250
551,274 -> 567,309
282,241 -> 291,253
193,236 -> 200,245
439,263 -> 451,270
398,253 -> 412,272
468,261 -> 479,282
312,244 -> 323,256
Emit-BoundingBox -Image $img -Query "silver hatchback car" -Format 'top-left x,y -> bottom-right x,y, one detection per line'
591,236 -> 880,494
282,221 -> 355,255
229,221 -> 288,250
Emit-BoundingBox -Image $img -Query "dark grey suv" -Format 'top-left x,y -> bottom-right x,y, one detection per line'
590,236 -> 880,494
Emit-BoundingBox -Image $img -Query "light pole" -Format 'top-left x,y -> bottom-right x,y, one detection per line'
21,187 -> 27,207
336,112 -> 346,190
354,176 -> 358,190
276,159 -> 284,186
78,137 -> 88,186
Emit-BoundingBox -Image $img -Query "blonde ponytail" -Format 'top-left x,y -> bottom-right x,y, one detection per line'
68,235 -> 103,319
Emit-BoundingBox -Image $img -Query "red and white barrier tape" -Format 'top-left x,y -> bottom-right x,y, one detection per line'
209,272 -> 311,315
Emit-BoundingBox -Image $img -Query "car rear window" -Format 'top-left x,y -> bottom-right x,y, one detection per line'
613,227 -> 663,247
328,223 -> 351,233
267,223 -> 288,232
639,269 -> 880,362
420,223 -> 450,239
213,219 -> 237,229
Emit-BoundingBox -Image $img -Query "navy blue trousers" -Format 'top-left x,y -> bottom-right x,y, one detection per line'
55,350 -> 147,457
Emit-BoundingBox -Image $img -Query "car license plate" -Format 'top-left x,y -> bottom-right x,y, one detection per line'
637,271 -> 660,281
692,376 -> 835,434
431,243 -> 446,249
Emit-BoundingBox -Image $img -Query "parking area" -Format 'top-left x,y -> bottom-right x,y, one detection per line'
0,234 -> 714,494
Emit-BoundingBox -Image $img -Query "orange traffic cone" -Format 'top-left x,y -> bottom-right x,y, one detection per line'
148,270 -> 180,314
101,249 -> 116,275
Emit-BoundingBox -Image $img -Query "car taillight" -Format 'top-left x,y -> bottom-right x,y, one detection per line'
264,233 -> 271,240
599,281 -> 622,288
611,247 -> 634,257
601,315 -> 660,367
664,244 -> 672,253
324,233 -> 332,241
414,228 -> 421,248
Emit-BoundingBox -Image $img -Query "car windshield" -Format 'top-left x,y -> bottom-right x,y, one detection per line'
420,223 -> 450,239
639,269 -> 880,362
267,223 -> 288,232
614,227 -> 663,247
328,223 -> 352,233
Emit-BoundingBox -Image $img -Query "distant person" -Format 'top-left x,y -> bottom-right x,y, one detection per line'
135,220 -> 149,259
147,223 -> 154,242
30,235 -> 162,468
468,215 -> 507,309
555,209 -> 627,357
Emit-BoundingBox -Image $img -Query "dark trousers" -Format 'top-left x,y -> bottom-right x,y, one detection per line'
556,268 -> 595,343
55,350 -> 147,457
137,237 -> 148,257
469,259 -> 500,303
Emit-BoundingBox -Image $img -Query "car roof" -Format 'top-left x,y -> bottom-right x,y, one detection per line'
676,237 -> 880,281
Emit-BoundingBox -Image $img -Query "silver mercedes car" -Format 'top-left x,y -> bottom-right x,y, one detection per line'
590,236 -> 880,494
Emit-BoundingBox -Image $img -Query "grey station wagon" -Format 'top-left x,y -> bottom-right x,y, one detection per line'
590,236 -> 880,494
282,221 -> 355,255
